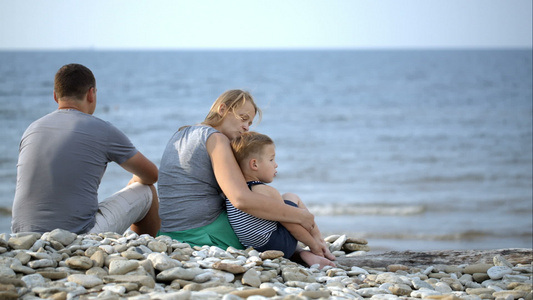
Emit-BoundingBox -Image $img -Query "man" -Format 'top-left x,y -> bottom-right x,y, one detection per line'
12,63 -> 160,236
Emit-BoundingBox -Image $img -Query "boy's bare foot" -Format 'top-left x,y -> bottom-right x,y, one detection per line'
323,246 -> 336,261
299,250 -> 336,268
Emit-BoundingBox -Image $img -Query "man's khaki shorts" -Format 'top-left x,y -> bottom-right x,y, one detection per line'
89,182 -> 152,235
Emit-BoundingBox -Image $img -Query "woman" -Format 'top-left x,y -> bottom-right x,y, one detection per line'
158,90 -> 326,266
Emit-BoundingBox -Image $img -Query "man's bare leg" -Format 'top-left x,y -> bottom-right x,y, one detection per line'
130,185 -> 160,237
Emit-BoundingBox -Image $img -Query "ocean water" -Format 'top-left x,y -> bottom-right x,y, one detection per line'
0,50 -> 531,252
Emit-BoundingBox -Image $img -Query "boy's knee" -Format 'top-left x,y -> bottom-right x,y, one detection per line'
283,200 -> 298,208
282,192 -> 300,202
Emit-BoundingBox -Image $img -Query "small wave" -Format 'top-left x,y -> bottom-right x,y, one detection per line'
357,230 -> 497,241
352,230 -> 533,242
412,174 -> 486,183
307,203 -> 425,216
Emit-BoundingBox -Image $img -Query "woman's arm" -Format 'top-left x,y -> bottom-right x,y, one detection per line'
207,132 -> 315,232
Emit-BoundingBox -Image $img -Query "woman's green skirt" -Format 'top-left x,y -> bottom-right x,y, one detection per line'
158,211 -> 244,249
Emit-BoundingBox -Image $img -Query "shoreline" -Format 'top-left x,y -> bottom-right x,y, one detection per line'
1,230 -> 531,299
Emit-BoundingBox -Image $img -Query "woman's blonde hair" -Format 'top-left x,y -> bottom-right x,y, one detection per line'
230,131 -> 274,165
202,89 -> 262,127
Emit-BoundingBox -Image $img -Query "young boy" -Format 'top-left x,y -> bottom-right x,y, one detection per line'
226,131 -> 335,268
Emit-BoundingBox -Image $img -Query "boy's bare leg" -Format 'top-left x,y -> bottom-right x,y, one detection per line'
130,184 -> 160,237
281,220 -> 323,256
282,192 -> 336,260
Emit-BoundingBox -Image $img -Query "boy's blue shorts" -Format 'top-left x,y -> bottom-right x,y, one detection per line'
255,200 -> 298,258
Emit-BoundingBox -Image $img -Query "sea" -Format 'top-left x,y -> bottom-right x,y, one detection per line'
0,49 -> 531,252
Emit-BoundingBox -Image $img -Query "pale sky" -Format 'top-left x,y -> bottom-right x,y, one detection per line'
0,0 -> 531,50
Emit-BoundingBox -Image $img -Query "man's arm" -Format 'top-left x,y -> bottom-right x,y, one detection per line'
120,152 -> 158,185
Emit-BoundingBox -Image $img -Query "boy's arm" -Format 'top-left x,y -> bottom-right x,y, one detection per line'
250,184 -> 284,202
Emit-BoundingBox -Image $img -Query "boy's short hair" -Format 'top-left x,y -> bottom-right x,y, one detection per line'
231,131 -> 274,164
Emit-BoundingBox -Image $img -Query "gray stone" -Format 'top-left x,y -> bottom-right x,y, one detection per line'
90,250 -> 105,268
148,241 -> 168,253
502,274 -> 530,282
466,287 -> 496,295
193,271 -> 212,283
147,252 -> 181,271
242,268 -> 262,288
8,234 -> 39,250
324,235 -> 341,243
410,289 -> 442,298
259,250 -> 284,260
356,287 -> 392,297
28,258 -> 56,268
487,266 -> 513,280
346,237 -> 368,244
65,256 -> 94,270
108,259 -> 140,275
388,283 -> 412,296
464,264 -> 493,274
15,252 -> 31,264
67,274 -> 104,288
281,267 -> 315,283
29,239 -> 47,252
37,270 -> 68,280
86,266 -> 108,277
210,269 -> 236,283
103,275 -> 155,289
20,273 -> 47,289
121,250 -> 144,260
343,243 -> 371,252
493,255 -> 514,268
10,259 -> 36,274
411,277 -> 434,290
0,265 -> 17,278
329,234 -> 347,252
156,266 -> 205,281
435,281 -> 453,293
493,290 -> 528,300
212,261 -> 246,274
473,272 -> 490,283
45,229 -> 77,246
376,273 -> 404,284
102,284 -> 127,295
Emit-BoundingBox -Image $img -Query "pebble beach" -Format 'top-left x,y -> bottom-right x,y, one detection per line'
0,229 -> 531,300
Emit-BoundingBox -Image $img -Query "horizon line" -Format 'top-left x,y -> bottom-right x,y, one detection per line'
1,46 -> 532,52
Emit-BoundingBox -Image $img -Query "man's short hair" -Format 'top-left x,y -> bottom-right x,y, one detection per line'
54,63 -> 96,100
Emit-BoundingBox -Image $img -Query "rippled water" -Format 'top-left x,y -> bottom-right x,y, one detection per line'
0,50 -> 531,251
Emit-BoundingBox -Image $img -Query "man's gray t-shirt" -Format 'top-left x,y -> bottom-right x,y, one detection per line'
11,109 -> 138,234
158,125 -> 223,232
